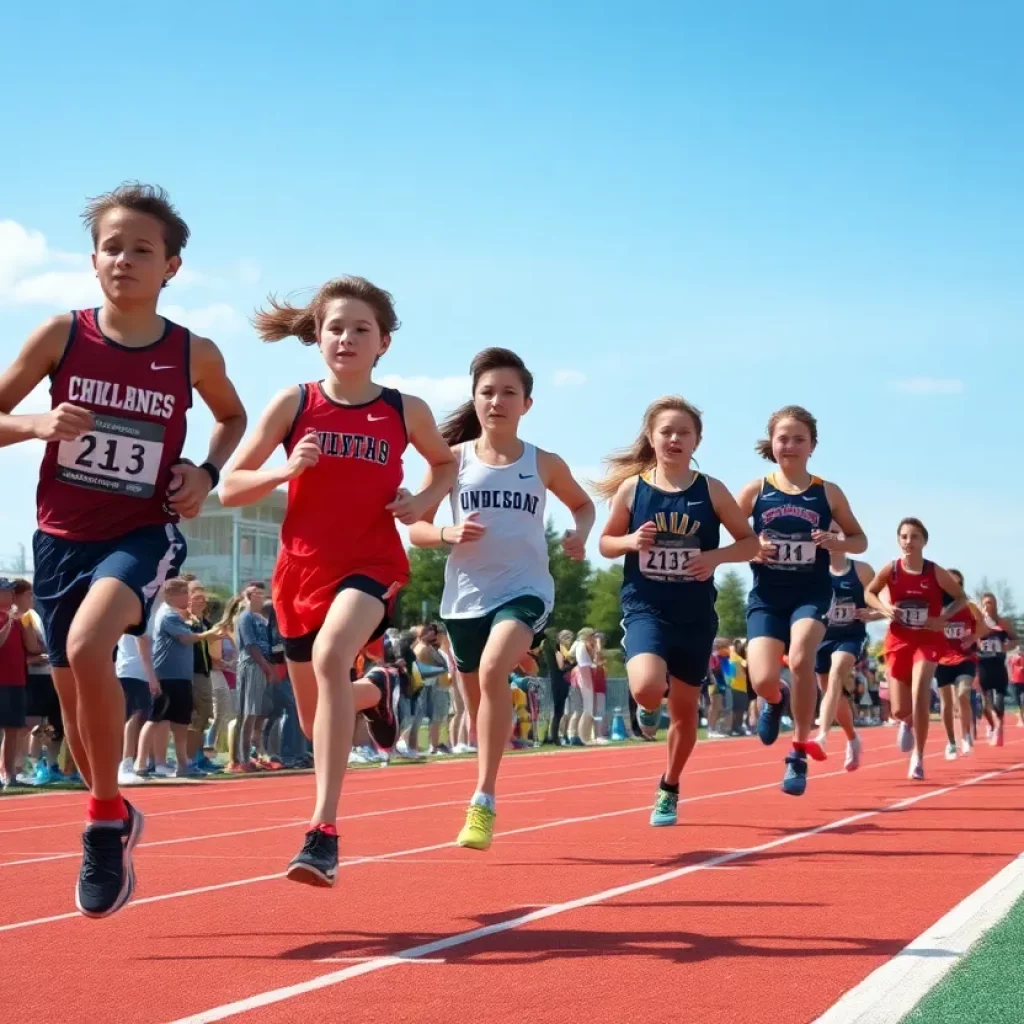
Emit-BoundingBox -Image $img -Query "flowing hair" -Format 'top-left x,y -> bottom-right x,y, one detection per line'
592,395 -> 704,501
439,347 -> 534,446
252,275 -> 400,346
214,593 -> 245,634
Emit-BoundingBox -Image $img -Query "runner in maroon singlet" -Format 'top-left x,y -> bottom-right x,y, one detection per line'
0,184 -> 246,918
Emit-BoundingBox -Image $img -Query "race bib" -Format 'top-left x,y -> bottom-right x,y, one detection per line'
765,531 -> 815,570
895,601 -> 929,629
828,600 -> 858,626
944,621 -> 967,641
979,636 -> 1004,655
56,413 -> 164,498
641,536 -> 699,582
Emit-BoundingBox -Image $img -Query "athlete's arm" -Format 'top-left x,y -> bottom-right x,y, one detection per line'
169,336 -> 248,517
387,396 -> 459,526
854,561 -> 885,621
679,477 -> 759,581
865,562 -> 896,619
1001,617 -> 1019,647
220,388 -> 305,507
539,451 -> 595,561
598,478 -> 652,559
932,566 -> 968,628
736,477 -> 777,563
965,602 -> 989,646
0,315 -> 94,448
816,483 -> 868,554
407,444 -> 486,548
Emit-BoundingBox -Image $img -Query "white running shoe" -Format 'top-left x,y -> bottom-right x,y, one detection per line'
897,722 -> 915,753
961,736 -> 973,756
908,755 -> 925,781
844,735 -> 861,772
153,764 -> 174,778
945,742 -> 958,761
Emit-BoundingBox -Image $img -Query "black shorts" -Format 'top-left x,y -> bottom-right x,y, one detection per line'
33,524 -> 186,667
148,678 -> 193,726
282,574 -> 393,663
1013,683 -> 1024,707
0,686 -> 28,728
26,672 -> 59,719
935,662 -> 975,689
120,677 -> 154,719
978,659 -> 1009,695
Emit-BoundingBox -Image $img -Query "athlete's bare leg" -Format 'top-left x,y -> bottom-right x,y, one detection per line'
61,578 -> 141,801
664,680 -> 700,786
788,618 -> 827,745
817,651 -> 858,742
911,660 -> 936,758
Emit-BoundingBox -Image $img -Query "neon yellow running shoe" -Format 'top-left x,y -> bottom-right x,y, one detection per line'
457,803 -> 496,850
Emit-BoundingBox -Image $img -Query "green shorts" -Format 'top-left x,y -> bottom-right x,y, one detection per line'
442,596 -> 549,674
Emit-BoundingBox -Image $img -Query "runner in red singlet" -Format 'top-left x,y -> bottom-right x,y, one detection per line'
1009,647 -> 1024,729
865,517 -> 967,780
221,276 -> 456,887
0,184 -> 245,918
934,570 -> 987,759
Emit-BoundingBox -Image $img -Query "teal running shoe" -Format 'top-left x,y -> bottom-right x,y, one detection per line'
650,786 -> 678,826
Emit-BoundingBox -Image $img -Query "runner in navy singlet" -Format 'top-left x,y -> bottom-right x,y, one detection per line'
737,405 -> 868,797
0,184 -> 246,918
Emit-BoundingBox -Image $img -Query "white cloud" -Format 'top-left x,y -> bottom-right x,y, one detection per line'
0,220 -> 99,308
554,368 -> 587,388
377,374 -> 470,416
886,377 -> 965,396
161,302 -> 246,337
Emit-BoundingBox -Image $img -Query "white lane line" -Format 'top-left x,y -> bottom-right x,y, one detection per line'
0,751 -> 804,867
813,851 -> 1024,1024
0,748 -> 917,934
165,761 -> 1024,1024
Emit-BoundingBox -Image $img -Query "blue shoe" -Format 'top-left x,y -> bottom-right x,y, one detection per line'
195,756 -> 221,774
44,766 -> 66,785
758,697 -> 784,746
650,787 -> 678,826
637,706 -> 661,739
782,752 -> 807,796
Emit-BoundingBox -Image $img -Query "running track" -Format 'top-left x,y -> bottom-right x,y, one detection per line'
2,728 -> 1022,1024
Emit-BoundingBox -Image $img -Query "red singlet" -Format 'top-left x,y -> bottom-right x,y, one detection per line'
272,383 -> 409,640
939,604 -> 977,666
883,559 -> 944,678
36,309 -> 191,541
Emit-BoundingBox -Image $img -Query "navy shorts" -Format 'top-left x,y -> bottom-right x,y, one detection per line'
120,677 -> 153,719
0,686 -> 27,728
746,584 -> 831,645
33,523 -> 186,667
814,637 -> 866,675
622,613 -> 716,687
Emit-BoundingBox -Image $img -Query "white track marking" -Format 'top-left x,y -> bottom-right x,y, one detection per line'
0,747 -> 917,933
813,851 -> 1024,1023
165,761 -> 1024,1024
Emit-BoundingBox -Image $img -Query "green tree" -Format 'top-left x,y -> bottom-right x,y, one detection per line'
397,546 -> 447,626
588,565 -> 624,647
547,520 -> 592,633
715,570 -> 747,639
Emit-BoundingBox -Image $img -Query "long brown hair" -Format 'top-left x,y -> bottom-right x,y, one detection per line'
252,276 -> 399,346
755,405 -> 818,462
593,396 -> 703,501
440,348 -> 534,446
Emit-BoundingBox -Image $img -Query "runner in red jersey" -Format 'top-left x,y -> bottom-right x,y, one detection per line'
934,570 -> 988,759
221,275 -> 456,887
866,517 -> 967,780
0,184 -> 246,919
1009,646 -> 1024,729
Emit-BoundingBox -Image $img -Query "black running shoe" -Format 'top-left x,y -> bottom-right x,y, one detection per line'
362,667 -> 400,753
286,828 -> 339,887
75,800 -> 145,918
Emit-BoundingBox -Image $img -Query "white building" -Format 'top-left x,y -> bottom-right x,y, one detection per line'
177,490 -> 286,594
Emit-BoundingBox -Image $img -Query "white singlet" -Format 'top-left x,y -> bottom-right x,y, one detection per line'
440,441 -> 554,620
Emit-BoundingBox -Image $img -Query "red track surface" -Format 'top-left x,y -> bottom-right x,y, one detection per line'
2,728 -> 1023,1024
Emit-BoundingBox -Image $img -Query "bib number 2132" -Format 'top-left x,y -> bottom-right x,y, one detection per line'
56,413 -> 165,498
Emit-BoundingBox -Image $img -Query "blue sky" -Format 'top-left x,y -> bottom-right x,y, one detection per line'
2,1 -> 1022,601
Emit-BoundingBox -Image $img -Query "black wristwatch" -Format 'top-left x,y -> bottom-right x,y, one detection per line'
198,461 -> 220,489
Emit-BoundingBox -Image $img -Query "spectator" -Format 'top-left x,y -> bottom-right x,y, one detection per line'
0,577 -> 39,787
185,581 -> 219,773
141,578 -> 222,778
729,640 -> 750,735
592,632 -> 609,743
232,582 -> 273,772
263,598 -> 302,768
416,624 -> 451,755
13,578 -> 63,784
567,628 -> 597,746
115,632 -> 160,784
207,594 -> 242,756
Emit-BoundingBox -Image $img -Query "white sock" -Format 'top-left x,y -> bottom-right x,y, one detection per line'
471,791 -> 495,811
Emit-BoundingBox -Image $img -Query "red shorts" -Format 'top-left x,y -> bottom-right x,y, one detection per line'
884,633 -> 941,683
272,551 -> 405,650
592,666 -> 607,695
